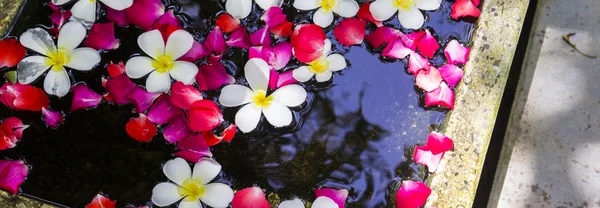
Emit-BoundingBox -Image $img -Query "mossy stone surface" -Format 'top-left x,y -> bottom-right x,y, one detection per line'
0,0 -> 24,37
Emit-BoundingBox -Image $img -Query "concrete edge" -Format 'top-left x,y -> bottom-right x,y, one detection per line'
0,0 -> 25,37
425,0 -> 530,207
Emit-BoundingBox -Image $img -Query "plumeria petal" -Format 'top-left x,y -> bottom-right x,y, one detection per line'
126,86 -> 161,112
204,27 -> 227,55
178,200 -> 201,208
424,82 -> 454,109
42,107 -> 63,128
358,3 -> 383,27
226,0 -> 252,19
279,199 -> 305,208
0,38 -> 26,68
175,134 -> 213,163
44,69 -> 71,97
255,0 -> 282,10
125,0 -> 165,30
85,194 -> 117,208
126,113 -> 157,142
227,26 -> 252,49
444,40 -> 470,65
333,18 -> 365,46
195,62 -> 234,91
395,181 -> 432,208
311,197 -> 338,208
106,74 -> 137,104
245,58 -> 271,91
219,84 -> 253,107
369,0 -> 397,21
166,30 -> 194,60
180,41 -> 209,62
17,56 -> 50,84
71,0 -> 97,23
437,64 -> 463,88
163,114 -> 193,143
84,23 -> 120,50
151,182 -> 182,206
12,84 -> 50,111
314,188 -> 348,208
407,51 -> 430,76
187,100 -> 224,132
416,0 -> 442,10
382,39 -> 411,59
313,8 -> 334,28
413,145 -> 444,173
138,30 -> 165,60
397,7 -> 424,30
200,183 -> 234,208
19,28 -> 56,56
415,67 -> 443,92
417,29 -> 440,59
0,160 -> 29,195
216,13 -> 240,33
235,104 -> 262,133
146,71 -> 172,93
250,26 -> 272,46
70,84 -> 102,112
271,85 -> 307,107
315,70 -> 333,82
170,81 -> 203,110
58,21 -> 86,52
450,0 -> 481,20
192,158 -> 221,185
126,56 -> 155,79
169,61 -> 199,85
326,54 -> 347,71
426,131 -> 454,154
365,26 -> 399,48
333,0 -> 359,17
148,95 -> 182,125
262,102 -> 293,127
100,0 -> 133,10
232,187 -> 270,208
293,0 -> 320,10
163,157 -> 192,186
66,48 -> 101,71
292,66 -> 314,82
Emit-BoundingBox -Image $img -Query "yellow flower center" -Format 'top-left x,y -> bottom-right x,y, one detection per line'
393,0 -> 415,10
46,49 -> 71,72
252,90 -> 274,108
152,55 -> 175,73
177,179 -> 205,202
320,0 -> 337,12
309,58 -> 330,74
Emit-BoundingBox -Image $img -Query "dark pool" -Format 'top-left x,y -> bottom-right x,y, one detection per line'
0,0 -> 475,207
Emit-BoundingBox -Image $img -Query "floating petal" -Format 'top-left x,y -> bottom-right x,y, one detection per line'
204,27 -> 227,55
263,41 -> 292,70
424,82 -> 454,109
2,117 -> 27,140
170,81 -> 203,110
407,51 -> 430,76
180,41 -> 209,62
49,5 -> 72,36
125,0 -> 165,30
415,67 -> 443,92
216,13 -> 240,33
70,84 -> 102,112
382,39 -> 411,59
232,187 -> 270,208
0,38 -> 26,68
106,7 -> 129,26
175,134 -> 213,163
334,18 -> 366,46
315,188 -> 348,208
291,24 -> 326,63
250,26 -> 272,46
276,70 -> 298,88
163,114 -> 193,143
107,61 -> 126,78
187,100 -> 224,132
10,84 -> 49,112
84,22 -> 120,50
437,64 -> 463,88
42,107 -> 64,128
262,7 -> 286,27
105,74 -> 137,105
426,131 -> 454,154
196,62 -> 235,91
85,194 -> 117,208
365,26 -> 399,48
126,114 -> 157,142
413,145 -> 444,173
357,3 -> 383,27
270,21 -> 293,37
444,40 -> 470,65
450,0 -> 481,20
227,26 -> 252,49
0,160 -> 29,195
147,95 -> 182,125
126,86 -> 161,112
395,180 -> 432,208
416,29 -> 439,59
226,0 -> 252,19
202,124 -> 237,146
399,31 -> 425,51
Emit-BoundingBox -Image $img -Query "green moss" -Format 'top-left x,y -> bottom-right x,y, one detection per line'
0,0 -> 24,36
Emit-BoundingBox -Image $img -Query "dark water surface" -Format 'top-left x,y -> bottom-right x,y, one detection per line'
0,0 -> 475,207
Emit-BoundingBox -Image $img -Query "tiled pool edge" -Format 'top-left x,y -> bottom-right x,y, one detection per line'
425,0 -> 530,207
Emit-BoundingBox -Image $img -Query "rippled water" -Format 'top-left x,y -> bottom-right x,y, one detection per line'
0,0 -> 475,207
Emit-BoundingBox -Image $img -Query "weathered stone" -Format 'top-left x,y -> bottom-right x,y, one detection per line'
0,0 -> 24,36
0,191 -> 58,208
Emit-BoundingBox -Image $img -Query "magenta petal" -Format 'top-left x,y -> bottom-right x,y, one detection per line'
70,84 -> 102,112
169,82 -> 203,110
424,82 -> 455,109
315,188 -> 349,208
179,41 -> 209,62
147,95 -> 182,125
250,26 -> 272,46
42,107 -> 63,128
408,51 -> 430,76
204,27 -> 227,55
268,70 -> 279,90
232,187 -> 270,208
382,39 -> 411,59
416,30 -> 440,59
437,64 -> 463,88
175,134 -> 213,163
226,26 -> 252,49
261,7 -> 287,27
106,7 -> 129,26
396,180 -> 432,208
153,9 -> 182,30
249,46 -> 263,59
426,131 -> 454,154
276,70 -> 298,88
413,145 -> 444,173
163,114 -> 193,143
0,160 -> 28,195
444,40 -> 470,65
125,0 -> 165,30
186,100 -> 224,132
263,41 -> 292,70
196,62 -> 235,91
399,31 -> 425,51
49,6 -> 71,35
84,22 -> 120,50
333,18 -> 366,46
365,27 -> 400,48
126,86 -> 161,113
105,74 -> 137,105
415,67 -> 443,92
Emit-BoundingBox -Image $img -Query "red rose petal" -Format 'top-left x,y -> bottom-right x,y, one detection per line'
175,134 -> 213,163
85,194 -> 117,208
105,74 -> 137,105
232,187 -> 270,208
0,160 -> 29,195
365,26 -> 400,48
202,124 -> 237,146
125,0 -> 165,30
42,107 -> 64,128
196,62 -> 235,91
416,29 -> 440,59
126,86 -> 161,113
407,51 -> 430,76
334,18 -> 366,46
424,82 -> 455,109
169,81 -> 203,110
126,114 -> 157,142
426,131 -> 454,154
382,38 -> 411,59
250,26 -> 272,46
357,3 -> 383,27
12,84 -> 50,112
437,64 -> 463,88
270,21 -> 293,38
226,26 -> 252,49
444,39 -> 470,65
204,27 -> 227,55
187,100 -> 224,132
415,67 -> 443,92
2,117 -> 27,140
107,61 -> 126,78
472,0 -> 481,6
216,13 -> 240,33
0,126 -> 17,150
179,41 -> 209,62
70,84 -> 103,112
291,24 -> 326,63
147,95 -> 182,125
84,22 -> 120,50
0,82 -> 25,109
152,9 -> 183,39
0,38 -> 26,68
395,180 -> 432,208
451,0 -> 481,20
163,114 -> 193,143
315,188 -> 349,208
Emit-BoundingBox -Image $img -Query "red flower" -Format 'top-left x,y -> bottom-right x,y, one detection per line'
0,38 -> 26,68
85,194 -> 117,208
126,114 -> 157,142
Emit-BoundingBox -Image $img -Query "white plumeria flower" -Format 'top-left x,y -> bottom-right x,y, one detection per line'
17,21 -> 101,97
370,0 -> 441,29
51,0 -> 133,23
226,0 -> 283,19
151,157 -> 234,208
278,197 -> 338,208
292,39 -> 347,82
219,58 -> 308,133
125,30 -> 198,93
293,0 -> 359,28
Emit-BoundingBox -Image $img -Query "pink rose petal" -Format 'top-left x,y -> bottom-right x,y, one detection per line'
152,9 -> 183,39
226,26 -> 252,49
396,180 -> 432,208
262,41 -> 292,70
399,31 -> 425,51
268,70 -> 279,90
291,24 -> 326,63
70,84 -> 102,112
408,51 -> 430,76
472,0 -> 481,6
365,27 -> 400,48
202,124 -> 237,146
216,13 -> 240,33
424,82 -> 455,109
415,67 -> 443,92
250,26 -> 272,46
169,81 -> 203,110
315,188 -> 349,208
437,64 -> 463,88
163,114 -> 193,143
49,4 -> 72,36
186,100 -> 224,132
426,131 -> 454,154
232,187 -> 270,208
444,40 -> 470,65
413,145 -> 444,173
125,0 -> 165,30
204,27 -> 227,55
276,70 -> 298,88
147,95 -> 182,125
0,160 -> 29,195
42,107 -> 64,128
106,7 -> 129,26
105,74 -> 137,105
270,21 -> 293,38
417,30 -> 440,59
2,117 -> 27,141
249,46 -> 263,59
261,7 -> 287,28
450,0 -> 481,20
175,134 -> 212,163
84,22 -> 120,50
334,18 -> 366,46
196,62 -> 235,91
180,41 -> 209,62
357,3 -> 383,27
126,86 -> 161,113
382,39 -> 411,59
